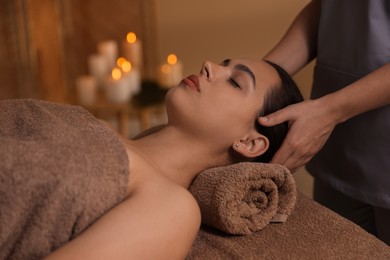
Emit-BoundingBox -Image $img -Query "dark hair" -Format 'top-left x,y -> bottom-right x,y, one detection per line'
253,60 -> 303,163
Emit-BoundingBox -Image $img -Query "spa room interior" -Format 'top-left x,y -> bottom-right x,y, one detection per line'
1,0 -> 389,258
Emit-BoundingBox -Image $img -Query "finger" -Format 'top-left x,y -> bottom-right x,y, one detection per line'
282,156 -> 303,174
258,107 -> 290,127
275,155 -> 299,173
283,153 -> 311,174
270,142 -> 306,172
269,142 -> 291,166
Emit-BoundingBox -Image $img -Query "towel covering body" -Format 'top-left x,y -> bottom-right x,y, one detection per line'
0,99 -> 129,259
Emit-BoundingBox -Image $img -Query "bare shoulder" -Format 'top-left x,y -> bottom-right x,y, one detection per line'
137,180 -> 202,235
123,181 -> 202,259
46,177 -> 201,259
128,180 -> 202,258
141,179 -> 201,215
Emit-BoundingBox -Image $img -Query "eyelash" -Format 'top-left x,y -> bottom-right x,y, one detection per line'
229,78 -> 241,89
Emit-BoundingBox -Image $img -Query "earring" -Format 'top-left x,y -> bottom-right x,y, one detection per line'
235,143 -> 239,148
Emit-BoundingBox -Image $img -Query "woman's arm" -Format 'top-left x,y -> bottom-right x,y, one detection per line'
45,184 -> 201,259
259,62 -> 390,172
264,0 -> 321,75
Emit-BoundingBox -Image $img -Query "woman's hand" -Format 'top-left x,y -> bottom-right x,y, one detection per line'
258,98 -> 337,172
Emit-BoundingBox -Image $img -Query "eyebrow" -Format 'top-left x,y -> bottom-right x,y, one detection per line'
222,59 -> 256,88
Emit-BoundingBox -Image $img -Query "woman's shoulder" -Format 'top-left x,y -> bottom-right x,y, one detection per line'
125,156 -> 201,228
122,180 -> 201,258
46,178 -> 201,259
135,177 -> 201,222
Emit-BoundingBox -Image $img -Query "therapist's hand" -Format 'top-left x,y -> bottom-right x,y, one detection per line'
258,99 -> 337,173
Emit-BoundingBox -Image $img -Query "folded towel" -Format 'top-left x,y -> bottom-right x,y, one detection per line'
189,162 -> 297,235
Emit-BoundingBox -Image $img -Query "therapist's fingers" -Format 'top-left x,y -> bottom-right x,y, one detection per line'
258,105 -> 294,127
259,99 -> 338,172
268,133 -> 299,170
270,121 -> 331,172
271,148 -> 311,173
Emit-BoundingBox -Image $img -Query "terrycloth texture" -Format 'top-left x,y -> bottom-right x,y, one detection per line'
0,99 -> 129,259
188,192 -> 390,259
189,162 -> 296,235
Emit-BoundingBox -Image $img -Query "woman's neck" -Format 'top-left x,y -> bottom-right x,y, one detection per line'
124,125 -> 229,189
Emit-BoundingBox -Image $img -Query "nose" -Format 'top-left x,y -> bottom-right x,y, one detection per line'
201,60 -> 216,82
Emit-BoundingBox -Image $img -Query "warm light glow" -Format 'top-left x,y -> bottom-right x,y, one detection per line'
167,54 -> 177,65
117,57 -> 126,67
112,67 -> 122,80
121,61 -> 132,73
126,32 -> 137,44
161,64 -> 171,74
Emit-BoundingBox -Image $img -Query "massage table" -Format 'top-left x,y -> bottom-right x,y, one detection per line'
188,192 -> 390,259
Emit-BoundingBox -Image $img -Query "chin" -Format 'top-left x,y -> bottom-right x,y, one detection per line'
165,87 -> 194,125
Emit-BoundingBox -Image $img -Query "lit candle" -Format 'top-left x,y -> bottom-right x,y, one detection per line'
117,57 -> 127,68
167,54 -> 183,86
157,63 -> 173,89
119,58 -> 141,95
157,54 -> 183,88
104,67 -> 132,103
88,54 -> 110,88
97,40 -> 118,70
122,32 -> 143,70
75,75 -> 97,105
112,67 -> 121,79
121,60 -> 131,73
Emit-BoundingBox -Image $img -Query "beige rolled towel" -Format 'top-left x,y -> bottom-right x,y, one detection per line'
189,162 -> 297,235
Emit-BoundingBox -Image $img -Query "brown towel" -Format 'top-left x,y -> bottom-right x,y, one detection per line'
188,193 -> 390,259
0,99 -> 129,259
189,162 -> 296,235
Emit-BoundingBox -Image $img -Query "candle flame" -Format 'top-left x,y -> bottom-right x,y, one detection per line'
161,64 -> 171,74
126,32 -> 137,44
167,54 -> 177,65
122,61 -> 132,73
117,57 -> 126,67
112,67 -> 122,80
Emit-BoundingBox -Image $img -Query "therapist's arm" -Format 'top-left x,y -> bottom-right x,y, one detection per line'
263,0 -> 321,75
259,0 -> 390,172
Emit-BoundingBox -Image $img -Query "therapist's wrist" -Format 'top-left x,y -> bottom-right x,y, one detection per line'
318,92 -> 351,125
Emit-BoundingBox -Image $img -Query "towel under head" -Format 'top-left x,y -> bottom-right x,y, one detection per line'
189,162 -> 296,235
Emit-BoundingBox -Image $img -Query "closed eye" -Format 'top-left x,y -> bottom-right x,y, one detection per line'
229,78 -> 241,89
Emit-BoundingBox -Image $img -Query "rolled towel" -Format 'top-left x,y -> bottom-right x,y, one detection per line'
189,162 -> 297,235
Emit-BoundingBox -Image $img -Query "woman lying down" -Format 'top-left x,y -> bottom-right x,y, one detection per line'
0,59 -> 302,259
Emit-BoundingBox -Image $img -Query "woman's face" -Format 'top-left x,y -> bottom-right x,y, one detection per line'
165,58 -> 279,145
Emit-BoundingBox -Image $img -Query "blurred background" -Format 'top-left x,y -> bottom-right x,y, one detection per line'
0,0 -> 313,197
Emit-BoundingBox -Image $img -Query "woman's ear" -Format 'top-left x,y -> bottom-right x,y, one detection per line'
232,132 -> 269,159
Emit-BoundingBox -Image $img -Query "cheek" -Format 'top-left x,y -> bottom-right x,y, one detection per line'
198,99 -> 255,137
165,88 -> 257,139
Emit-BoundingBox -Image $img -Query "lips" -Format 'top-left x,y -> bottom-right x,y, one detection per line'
182,75 -> 200,92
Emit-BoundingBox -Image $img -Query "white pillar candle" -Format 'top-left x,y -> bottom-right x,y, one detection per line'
157,54 -> 183,89
122,32 -> 143,70
105,67 -> 132,103
75,75 -> 97,105
129,68 -> 141,94
119,59 -> 141,95
98,40 -> 118,70
157,63 -> 174,89
88,54 -> 110,88
167,54 -> 183,87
